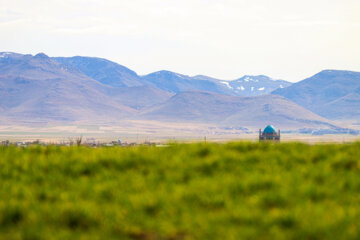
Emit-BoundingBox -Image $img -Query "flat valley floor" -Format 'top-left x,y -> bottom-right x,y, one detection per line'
0,120 -> 359,144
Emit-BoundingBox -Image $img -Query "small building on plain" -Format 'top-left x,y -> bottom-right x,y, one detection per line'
259,125 -> 280,141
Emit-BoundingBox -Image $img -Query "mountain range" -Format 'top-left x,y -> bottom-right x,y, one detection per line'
0,52 -> 136,123
53,55 -> 292,96
272,70 -> 360,120
0,52 -> 359,134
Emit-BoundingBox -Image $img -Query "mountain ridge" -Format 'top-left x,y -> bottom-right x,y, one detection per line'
0,52 -> 359,134
272,70 -> 360,120
0,52 -> 137,122
138,90 -> 337,130
51,55 -> 292,97
53,56 -> 143,88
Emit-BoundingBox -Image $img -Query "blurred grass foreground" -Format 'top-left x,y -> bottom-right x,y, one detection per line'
0,142 -> 359,240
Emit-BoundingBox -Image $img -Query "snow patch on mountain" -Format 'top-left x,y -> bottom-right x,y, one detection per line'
220,81 -> 233,89
0,52 -> 12,58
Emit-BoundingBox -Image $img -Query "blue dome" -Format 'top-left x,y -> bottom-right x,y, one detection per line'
263,125 -> 277,134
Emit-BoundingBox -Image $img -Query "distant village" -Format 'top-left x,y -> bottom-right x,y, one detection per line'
1,124 -> 359,147
0,125 -> 286,147
0,138 -> 159,147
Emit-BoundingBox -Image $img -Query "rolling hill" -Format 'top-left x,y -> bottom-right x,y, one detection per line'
106,86 -> 174,110
139,91 -> 338,130
273,70 -> 360,120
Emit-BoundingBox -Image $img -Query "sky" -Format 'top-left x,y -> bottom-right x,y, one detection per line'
1,0 -> 360,82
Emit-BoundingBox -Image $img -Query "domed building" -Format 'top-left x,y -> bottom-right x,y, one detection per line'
259,125 -> 280,141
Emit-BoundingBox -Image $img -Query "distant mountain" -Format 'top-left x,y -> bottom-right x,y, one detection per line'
141,71 -> 291,96
53,56 -> 143,88
228,75 -> 291,96
106,86 -> 174,110
140,70 -> 234,95
192,75 -> 223,82
0,52 -> 136,123
139,91 -> 337,130
2,51 -> 358,133
53,56 -> 290,97
272,70 -> 360,120
52,58 -> 239,95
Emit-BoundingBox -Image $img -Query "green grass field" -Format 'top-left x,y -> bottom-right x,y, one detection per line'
0,142 -> 359,240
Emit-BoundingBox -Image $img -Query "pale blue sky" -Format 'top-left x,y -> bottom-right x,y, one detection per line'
1,0 -> 360,82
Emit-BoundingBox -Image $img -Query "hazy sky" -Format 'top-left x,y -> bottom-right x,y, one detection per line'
1,0 -> 360,82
